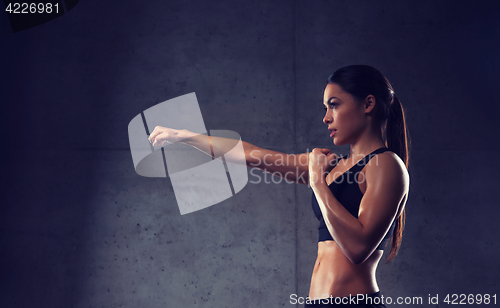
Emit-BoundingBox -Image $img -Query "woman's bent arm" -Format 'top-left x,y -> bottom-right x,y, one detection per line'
310,151 -> 409,264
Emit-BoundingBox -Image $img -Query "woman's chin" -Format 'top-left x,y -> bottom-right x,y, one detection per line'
332,137 -> 344,146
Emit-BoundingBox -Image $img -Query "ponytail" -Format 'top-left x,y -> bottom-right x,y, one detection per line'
385,94 -> 410,263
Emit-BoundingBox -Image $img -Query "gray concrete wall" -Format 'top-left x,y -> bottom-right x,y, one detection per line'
1,1 -> 498,307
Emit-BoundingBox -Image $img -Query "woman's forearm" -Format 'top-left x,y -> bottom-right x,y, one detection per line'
183,132 -> 309,184
178,130 -> 255,167
312,182 -> 367,262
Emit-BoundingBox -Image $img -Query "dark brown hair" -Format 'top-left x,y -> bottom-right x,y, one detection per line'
328,65 -> 410,262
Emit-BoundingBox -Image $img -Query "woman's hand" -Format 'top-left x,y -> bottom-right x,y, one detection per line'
308,148 -> 338,187
148,126 -> 189,146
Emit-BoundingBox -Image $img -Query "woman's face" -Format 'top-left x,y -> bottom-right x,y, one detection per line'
322,83 -> 368,146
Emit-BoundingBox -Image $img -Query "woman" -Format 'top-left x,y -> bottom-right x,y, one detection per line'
148,65 -> 410,307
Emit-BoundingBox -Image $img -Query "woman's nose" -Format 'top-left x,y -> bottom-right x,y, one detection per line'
323,111 -> 332,124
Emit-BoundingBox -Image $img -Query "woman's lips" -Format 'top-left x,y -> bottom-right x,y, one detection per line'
330,130 -> 336,137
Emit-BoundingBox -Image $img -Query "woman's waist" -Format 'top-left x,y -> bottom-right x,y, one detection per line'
309,266 -> 379,299
310,241 -> 382,297
311,255 -> 374,285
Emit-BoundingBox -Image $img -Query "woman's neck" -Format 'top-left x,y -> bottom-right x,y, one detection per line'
348,129 -> 386,159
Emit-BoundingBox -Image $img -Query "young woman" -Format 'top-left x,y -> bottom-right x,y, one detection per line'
148,65 -> 410,307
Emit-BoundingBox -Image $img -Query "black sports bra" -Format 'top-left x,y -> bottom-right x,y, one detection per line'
311,147 -> 396,250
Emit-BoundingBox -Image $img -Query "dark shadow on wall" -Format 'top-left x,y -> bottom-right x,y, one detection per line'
0,2 -> 124,306
4,0 -> 79,33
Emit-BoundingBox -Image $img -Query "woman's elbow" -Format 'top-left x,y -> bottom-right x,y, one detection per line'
349,255 -> 369,265
344,246 -> 372,265
346,254 -> 365,265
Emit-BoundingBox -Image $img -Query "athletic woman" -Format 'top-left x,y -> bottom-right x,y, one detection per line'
148,65 -> 410,307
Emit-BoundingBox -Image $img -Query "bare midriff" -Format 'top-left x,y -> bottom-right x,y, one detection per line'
308,240 -> 384,299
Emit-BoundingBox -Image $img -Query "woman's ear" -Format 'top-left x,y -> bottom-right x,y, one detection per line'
364,95 -> 376,114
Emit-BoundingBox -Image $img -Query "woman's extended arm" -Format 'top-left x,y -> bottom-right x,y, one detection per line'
309,149 -> 409,264
148,126 -> 310,184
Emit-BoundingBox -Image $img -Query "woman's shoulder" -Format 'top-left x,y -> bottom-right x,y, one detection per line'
371,149 -> 406,168
366,150 -> 410,188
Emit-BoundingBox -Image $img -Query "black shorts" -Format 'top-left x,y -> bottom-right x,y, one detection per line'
304,292 -> 387,307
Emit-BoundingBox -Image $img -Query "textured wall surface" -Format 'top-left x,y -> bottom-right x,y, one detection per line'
1,1 -> 499,307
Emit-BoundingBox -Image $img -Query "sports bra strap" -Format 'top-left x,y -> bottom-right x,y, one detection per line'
343,147 -> 390,171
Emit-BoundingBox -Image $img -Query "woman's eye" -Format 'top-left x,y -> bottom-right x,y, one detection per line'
324,102 -> 338,111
